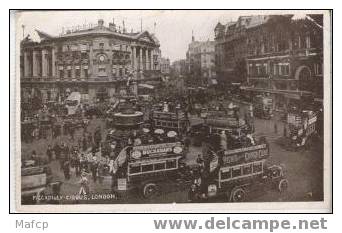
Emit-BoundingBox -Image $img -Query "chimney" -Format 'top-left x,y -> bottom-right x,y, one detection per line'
98,19 -> 104,27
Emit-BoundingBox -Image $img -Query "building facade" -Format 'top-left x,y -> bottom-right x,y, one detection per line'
186,35 -> 216,86
214,16 -> 270,86
244,15 -> 323,111
171,59 -> 187,76
215,15 -> 323,110
20,19 -> 162,103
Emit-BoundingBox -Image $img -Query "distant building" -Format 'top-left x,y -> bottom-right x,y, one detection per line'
186,34 -> 216,86
160,57 -> 171,74
171,59 -> 187,76
20,19 -> 162,103
215,14 -> 323,110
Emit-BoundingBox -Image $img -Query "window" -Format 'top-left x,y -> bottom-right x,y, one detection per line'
142,164 -> 153,172
59,70 -> 64,79
315,63 -> 323,75
84,69 -> 88,78
263,63 -> 268,75
274,64 -> 278,75
232,166 -> 242,178
99,67 -> 106,73
253,162 -> 263,173
284,65 -> 290,76
129,164 -> 141,174
243,164 -> 252,175
75,69 -> 80,79
99,43 -> 104,49
67,70 -> 72,78
221,169 -> 232,180
166,159 -> 177,169
154,162 -> 166,171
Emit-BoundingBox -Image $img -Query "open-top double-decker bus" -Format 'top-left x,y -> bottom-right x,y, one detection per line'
188,142 -> 288,202
106,141 -> 194,199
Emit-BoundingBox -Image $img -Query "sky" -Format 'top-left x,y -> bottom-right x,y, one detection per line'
14,10 -> 315,62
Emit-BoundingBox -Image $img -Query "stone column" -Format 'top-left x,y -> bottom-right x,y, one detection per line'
145,48 -> 149,71
150,49 -> 154,70
135,47 -> 139,72
89,45 -> 94,77
51,47 -> 56,77
131,46 -> 135,71
32,50 -> 38,77
139,47 -> 143,71
42,49 -> 48,77
24,51 -> 29,77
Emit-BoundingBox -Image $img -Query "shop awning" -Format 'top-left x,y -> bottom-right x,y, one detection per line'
138,83 -> 155,89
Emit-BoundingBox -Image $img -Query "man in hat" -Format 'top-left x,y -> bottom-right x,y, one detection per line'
63,160 -> 71,180
79,170 -> 89,195
91,155 -> 99,183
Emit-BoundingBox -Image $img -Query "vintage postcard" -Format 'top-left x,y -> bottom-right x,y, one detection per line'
10,10 -> 332,213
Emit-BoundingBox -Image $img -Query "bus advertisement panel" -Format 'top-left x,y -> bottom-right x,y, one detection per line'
221,143 -> 269,166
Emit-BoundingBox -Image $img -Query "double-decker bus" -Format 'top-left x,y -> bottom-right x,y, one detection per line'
286,109 -> 318,150
188,142 -> 288,202
253,95 -> 273,119
151,110 -> 189,135
107,142 -> 193,199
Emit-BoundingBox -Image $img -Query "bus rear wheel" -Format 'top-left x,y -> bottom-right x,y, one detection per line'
229,187 -> 246,202
142,183 -> 159,199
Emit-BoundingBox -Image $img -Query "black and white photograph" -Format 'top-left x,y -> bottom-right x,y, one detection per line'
12,10 -> 332,212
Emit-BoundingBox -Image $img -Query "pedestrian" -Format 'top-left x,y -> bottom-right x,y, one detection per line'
283,124 -> 287,137
274,122 -> 278,134
30,150 -> 38,163
87,133 -> 93,146
196,154 -> 204,168
72,151 -> 81,177
70,125 -> 75,141
46,145 -> 53,162
94,127 -> 102,149
53,143 -> 61,161
82,136 -> 88,152
79,170 -> 89,195
91,156 -> 99,182
63,160 -> 71,180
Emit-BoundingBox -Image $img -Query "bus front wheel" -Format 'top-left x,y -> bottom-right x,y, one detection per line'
142,183 -> 159,199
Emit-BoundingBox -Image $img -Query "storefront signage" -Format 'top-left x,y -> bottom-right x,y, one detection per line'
131,142 -> 182,159
222,144 -> 269,165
